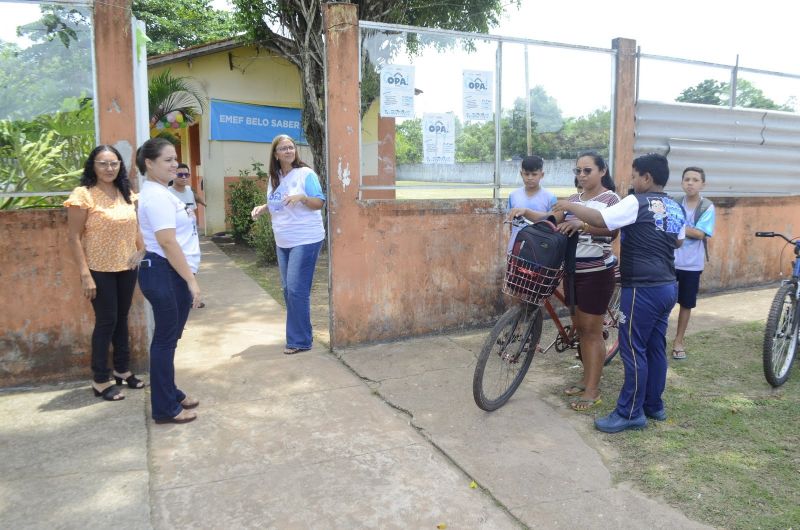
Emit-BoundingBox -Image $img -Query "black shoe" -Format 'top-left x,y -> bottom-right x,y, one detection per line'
93,384 -> 125,401
114,372 -> 146,389
645,409 -> 667,421
595,411 -> 647,433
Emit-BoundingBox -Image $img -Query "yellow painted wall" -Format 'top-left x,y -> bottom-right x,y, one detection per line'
149,45 -> 305,233
361,101 -> 379,177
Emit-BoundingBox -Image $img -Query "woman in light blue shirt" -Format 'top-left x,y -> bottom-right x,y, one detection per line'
251,135 -> 326,354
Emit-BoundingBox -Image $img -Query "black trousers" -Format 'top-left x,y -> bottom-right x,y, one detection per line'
89,269 -> 138,383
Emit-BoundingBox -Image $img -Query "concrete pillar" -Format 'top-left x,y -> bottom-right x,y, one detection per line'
611,38 -> 637,195
362,117 -> 397,200
323,3 -> 361,348
94,0 -> 138,174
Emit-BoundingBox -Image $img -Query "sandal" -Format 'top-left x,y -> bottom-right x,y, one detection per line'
93,384 -> 125,401
564,384 -> 586,396
671,349 -> 687,360
570,397 -> 602,412
154,409 -> 197,424
180,396 -> 200,409
114,372 -> 146,389
283,347 -> 310,355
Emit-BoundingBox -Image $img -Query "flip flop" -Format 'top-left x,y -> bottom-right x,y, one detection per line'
564,384 -> 586,396
672,349 -> 687,360
571,397 -> 602,412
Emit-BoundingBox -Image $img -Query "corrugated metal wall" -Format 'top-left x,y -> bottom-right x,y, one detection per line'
634,100 -> 800,196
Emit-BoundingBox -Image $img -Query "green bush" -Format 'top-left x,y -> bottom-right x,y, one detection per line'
247,213 -> 277,265
226,177 -> 263,242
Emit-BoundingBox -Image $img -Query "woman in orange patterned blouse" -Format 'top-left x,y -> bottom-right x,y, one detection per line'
65,145 -> 146,401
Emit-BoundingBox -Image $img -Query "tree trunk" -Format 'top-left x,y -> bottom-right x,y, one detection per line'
297,51 -> 327,189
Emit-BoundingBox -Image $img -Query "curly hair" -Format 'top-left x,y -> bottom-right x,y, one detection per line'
81,145 -> 133,204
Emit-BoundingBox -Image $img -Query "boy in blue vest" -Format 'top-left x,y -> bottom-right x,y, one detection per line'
554,153 -> 686,433
505,155 -> 557,250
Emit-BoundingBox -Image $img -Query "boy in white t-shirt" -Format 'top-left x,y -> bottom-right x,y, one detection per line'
670,167 -> 715,360
168,163 -> 206,307
169,164 -> 206,211
505,155 -> 557,251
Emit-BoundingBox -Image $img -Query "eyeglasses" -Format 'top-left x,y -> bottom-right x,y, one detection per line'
176,173 -> 190,178
276,145 -> 296,152
572,167 -> 593,176
95,161 -> 121,169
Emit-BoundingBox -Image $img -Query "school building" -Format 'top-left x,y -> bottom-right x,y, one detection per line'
147,39 -> 312,235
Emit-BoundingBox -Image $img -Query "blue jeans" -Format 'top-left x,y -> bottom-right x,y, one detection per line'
615,283 -> 678,419
137,252 -> 190,420
276,240 -> 323,350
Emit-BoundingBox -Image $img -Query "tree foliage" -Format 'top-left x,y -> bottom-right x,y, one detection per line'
0,97 -> 93,209
132,0 -> 240,55
232,0 -> 517,187
148,69 -> 206,125
1,6 -> 93,120
395,84 -> 610,164
676,78 -> 795,111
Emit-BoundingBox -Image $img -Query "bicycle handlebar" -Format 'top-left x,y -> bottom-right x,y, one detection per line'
755,231 -> 797,245
504,215 -> 534,227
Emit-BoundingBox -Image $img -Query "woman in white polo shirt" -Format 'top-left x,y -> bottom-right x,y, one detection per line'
136,138 -> 202,424
251,134 -> 326,355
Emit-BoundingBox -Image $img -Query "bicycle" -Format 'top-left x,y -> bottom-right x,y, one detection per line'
472,219 -> 622,412
754,231 -> 800,387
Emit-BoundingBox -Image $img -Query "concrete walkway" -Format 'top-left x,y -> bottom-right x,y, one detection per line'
0,240 -> 776,529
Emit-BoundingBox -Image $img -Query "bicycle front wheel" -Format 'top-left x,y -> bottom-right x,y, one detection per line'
603,282 -> 622,366
473,304 -> 543,411
763,283 -> 798,387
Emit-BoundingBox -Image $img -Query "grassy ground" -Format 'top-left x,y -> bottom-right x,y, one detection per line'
216,239 -> 799,529
395,180 -> 576,200
538,321 -> 800,529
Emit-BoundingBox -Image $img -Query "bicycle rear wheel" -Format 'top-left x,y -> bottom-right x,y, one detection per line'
603,282 -> 622,366
473,304 -> 543,411
763,283 -> 798,387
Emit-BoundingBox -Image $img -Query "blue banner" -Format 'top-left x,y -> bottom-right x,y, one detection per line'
209,100 -> 305,144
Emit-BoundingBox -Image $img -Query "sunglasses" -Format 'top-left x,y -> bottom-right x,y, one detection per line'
176,173 -> 190,178
572,167 -> 594,176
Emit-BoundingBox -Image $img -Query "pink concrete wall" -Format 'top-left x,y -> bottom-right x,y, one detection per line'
328,199 -> 507,344
705,196 -> 799,289
322,4 -> 800,347
0,0 -> 146,387
94,0 -> 138,173
0,210 -> 149,386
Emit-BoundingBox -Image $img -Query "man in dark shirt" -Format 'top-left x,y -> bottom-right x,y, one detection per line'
554,153 -> 686,432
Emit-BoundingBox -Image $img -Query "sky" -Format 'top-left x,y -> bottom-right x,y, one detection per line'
496,0 -> 798,74
410,0 -> 800,117
3,0 -> 796,73
2,0 -> 798,117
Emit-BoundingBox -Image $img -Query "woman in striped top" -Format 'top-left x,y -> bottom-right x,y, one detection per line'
556,152 -> 620,411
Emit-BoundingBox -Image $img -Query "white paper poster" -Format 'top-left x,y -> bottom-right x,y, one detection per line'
422,113 -> 455,165
462,70 -> 493,121
380,64 -> 415,118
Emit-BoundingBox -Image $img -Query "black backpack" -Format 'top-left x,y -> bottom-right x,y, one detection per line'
511,218 -> 569,270
507,217 -> 579,307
